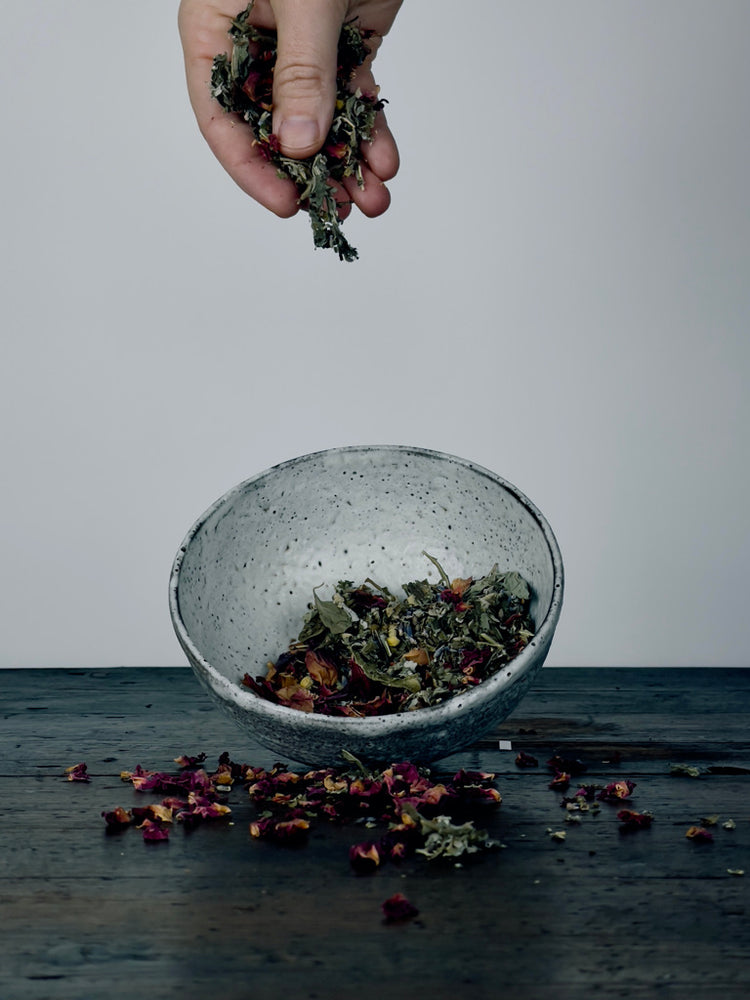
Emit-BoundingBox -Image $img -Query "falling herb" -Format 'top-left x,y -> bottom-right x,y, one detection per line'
210,1 -> 386,261
242,554 -> 536,716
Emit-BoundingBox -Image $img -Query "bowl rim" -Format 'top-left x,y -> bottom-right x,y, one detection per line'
168,444 -> 564,734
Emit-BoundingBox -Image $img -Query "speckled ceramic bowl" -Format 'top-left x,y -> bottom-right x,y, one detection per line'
169,446 -> 563,766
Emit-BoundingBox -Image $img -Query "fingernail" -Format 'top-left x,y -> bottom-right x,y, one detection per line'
277,116 -> 320,154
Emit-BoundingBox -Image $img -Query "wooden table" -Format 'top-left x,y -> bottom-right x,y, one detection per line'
2,667 -> 748,999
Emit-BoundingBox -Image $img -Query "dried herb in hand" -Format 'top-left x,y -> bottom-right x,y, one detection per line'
211,1 -> 386,261
242,553 -> 536,716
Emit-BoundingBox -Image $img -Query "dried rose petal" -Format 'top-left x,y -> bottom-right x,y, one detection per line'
380,833 -> 412,861
161,796 -> 190,811
515,751 -> 539,769
249,816 -> 309,844
349,777 -> 384,803
65,762 -> 90,782
617,809 -> 654,832
305,649 -> 339,687
382,892 -> 419,923
174,753 -> 207,769
102,806 -> 133,829
597,780 -> 636,803
547,754 -> 587,776
148,803 -> 175,823
549,772 -> 571,791
685,825 -> 713,842
140,819 -> 169,842
181,793 -> 231,821
349,841 -> 381,873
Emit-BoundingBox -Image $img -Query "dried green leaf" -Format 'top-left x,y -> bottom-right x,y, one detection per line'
312,587 -> 352,635
497,571 -> 530,601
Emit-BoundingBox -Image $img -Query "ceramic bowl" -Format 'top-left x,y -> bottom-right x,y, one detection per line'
169,445 -> 563,766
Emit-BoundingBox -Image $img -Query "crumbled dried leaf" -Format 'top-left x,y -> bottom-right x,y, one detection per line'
670,763 -> 702,778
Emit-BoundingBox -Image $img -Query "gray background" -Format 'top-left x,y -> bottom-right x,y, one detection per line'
2,1 -> 748,669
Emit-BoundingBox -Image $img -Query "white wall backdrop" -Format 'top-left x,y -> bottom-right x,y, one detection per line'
1,1 -> 748,669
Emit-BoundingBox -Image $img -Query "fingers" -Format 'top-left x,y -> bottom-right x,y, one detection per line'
178,0 -> 300,217
269,0 -> 348,158
178,0 -> 402,220
341,161 -> 391,217
348,58 -> 400,184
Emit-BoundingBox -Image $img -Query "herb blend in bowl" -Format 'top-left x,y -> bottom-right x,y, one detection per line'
169,445 -> 564,766
243,555 -> 535,716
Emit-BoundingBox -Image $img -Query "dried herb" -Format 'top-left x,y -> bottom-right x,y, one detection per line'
211,1 -> 386,261
242,553 -> 535,716
100,751 -> 501,866
102,758 -> 236,841
670,763 -> 702,778
246,755 -> 501,869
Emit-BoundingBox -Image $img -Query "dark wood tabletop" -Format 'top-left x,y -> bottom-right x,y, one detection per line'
2,666 -> 748,999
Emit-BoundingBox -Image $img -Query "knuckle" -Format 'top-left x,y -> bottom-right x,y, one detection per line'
274,60 -> 330,96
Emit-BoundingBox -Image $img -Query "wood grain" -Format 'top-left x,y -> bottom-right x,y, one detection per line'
1,667 -> 748,999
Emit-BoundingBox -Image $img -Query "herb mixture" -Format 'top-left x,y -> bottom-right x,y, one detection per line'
100,751 -> 501,868
242,554 -> 536,716
211,1 -> 385,261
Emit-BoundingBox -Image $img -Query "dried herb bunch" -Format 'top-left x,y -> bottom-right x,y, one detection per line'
211,1 -> 385,261
242,553 -> 536,716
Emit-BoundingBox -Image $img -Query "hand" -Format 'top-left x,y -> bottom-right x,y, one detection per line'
178,0 -> 403,219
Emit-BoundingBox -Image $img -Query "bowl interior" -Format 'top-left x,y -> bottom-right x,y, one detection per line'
173,447 -> 560,692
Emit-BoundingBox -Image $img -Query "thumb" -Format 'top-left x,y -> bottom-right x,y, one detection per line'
270,0 -> 348,159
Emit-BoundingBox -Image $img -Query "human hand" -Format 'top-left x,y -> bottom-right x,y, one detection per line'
178,0 -> 402,219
